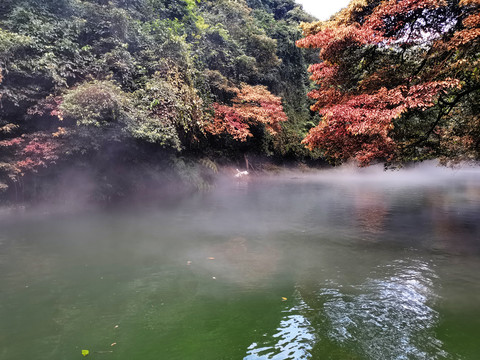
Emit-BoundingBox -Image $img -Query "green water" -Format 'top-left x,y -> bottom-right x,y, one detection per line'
1,167 -> 480,360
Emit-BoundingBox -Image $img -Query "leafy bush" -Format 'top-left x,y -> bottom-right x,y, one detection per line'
60,80 -> 130,127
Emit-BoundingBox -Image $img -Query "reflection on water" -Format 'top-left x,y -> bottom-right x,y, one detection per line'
1,166 -> 480,359
245,258 -> 449,360
353,190 -> 389,235
245,295 -> 315,360
317,259 -> 447,360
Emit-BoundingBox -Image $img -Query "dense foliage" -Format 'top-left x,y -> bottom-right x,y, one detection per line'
1,0 -> 479,201
0,0 -> 317,200
297,0 -> 480,166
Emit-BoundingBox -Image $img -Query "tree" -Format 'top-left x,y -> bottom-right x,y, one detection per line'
206,84 -> 287,141
0,0 -> 316,200
297,0 -> 480,166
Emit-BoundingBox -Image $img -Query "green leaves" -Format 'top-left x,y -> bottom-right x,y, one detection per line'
61,80 -> 130,127
128,68 -> 206,150
0,0 -> 320,200
0,27 -> 33,56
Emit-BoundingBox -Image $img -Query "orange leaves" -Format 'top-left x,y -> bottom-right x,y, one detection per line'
206,84 -> 287,141
27,96 -> 64,120
52,127 -> 67,138
207,103 -> 252,141
447,12 -> 480,49
296,0 -> 478,165
0,138 -> 22,147
0,134 -> 61,174
460,0 -> 480,6
296,24 -> 379,55
302,79 -> 461,164
297,1 -> 434,50
365,0 -> 445,29
464,12 -> 480,28
296,0 -> 449,60
17,136 -> 61,172
308,63 -> 340,85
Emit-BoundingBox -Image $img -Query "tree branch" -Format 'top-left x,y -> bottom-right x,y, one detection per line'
406,85 -> 480,148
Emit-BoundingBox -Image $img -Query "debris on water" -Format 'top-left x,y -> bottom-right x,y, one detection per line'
212,276 -> 217,280
187,260 -> 192,265
111,342 -> 117,347
114,325 -> 119,329
281,297 -> 287,301
81,349 -> 89,357
208,257 -> 215,260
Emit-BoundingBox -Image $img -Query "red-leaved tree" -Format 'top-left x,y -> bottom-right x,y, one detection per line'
207,84 -> 288,141
0,134 -> 61,176
297,0 -> 480,165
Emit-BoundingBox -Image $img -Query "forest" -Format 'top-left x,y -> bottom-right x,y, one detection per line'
1,2 -> 480,359
0,0 -> 479,202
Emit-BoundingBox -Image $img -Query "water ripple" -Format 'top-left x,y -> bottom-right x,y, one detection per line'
320,259 -> 450,360
244,295 -> 315,360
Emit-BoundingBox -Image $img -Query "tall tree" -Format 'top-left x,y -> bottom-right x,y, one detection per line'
297,0 -> 480,165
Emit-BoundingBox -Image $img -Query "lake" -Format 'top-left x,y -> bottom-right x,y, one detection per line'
1,165 -> 480,360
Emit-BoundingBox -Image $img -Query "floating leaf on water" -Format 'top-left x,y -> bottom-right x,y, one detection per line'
281,297 -> 287,301
81,349 -> 89,357
111,342 -> 117,347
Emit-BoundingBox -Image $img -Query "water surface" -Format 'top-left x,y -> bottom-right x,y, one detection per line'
1,166 -> 480,359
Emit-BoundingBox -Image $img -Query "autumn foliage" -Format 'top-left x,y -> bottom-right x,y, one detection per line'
297,0 -> 480,165
207,84 -> 288,141
0,135 -> 61,176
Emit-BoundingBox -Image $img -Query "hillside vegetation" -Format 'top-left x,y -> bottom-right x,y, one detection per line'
1,0 -> 479,202
0,0 -> 318,200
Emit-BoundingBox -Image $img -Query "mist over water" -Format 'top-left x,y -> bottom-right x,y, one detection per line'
1,163 -> 480,359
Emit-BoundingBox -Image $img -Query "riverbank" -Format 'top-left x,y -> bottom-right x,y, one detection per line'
2,158 -> 479,220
